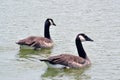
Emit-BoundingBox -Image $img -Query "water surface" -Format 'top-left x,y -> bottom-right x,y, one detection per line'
0,0 -> 120,80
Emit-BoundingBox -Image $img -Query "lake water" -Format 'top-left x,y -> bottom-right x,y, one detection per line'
0,0 -> 120,80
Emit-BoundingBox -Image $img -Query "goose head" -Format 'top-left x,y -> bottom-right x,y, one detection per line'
45,18 -> 56,27
77,33 -> 94,42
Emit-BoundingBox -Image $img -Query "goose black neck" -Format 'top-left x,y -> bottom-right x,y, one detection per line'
76,38 -> 87,59
44,23 -> 51,39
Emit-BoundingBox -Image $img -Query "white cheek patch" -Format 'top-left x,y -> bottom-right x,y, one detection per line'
79,35 -> 86,41
49,20 -> 53,25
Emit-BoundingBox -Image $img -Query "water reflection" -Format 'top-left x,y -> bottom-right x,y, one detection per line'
17,48 -> 52,58
42,67 -> 91,80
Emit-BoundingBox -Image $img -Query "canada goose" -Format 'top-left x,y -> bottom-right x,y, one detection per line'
16,18 -> 56,50
40,33 -> 93,68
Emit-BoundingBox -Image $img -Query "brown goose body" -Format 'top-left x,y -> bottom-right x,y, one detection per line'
17,36 -> 54,49
16,18 -> 56,50
40,54 -> 90,68
40,33 -> 93,68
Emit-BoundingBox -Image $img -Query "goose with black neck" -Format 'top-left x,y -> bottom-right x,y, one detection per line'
16,18 -> 56,50
40,33 -> 93,68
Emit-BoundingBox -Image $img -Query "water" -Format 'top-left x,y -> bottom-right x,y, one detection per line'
0,0 -> 120,80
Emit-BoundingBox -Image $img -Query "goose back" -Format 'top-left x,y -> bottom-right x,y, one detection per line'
17,36 -> 53,49
40,54 -> 90,68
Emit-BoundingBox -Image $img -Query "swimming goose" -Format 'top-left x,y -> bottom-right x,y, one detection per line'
16,18 -> 56,50
40,33 -> 93,68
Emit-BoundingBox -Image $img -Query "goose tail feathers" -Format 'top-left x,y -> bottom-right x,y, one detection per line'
39,59 -> 49,62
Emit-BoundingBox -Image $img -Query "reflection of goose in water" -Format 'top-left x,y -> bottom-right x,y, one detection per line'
16,18 -> 56,50
40,33 -> 93,68
42,67 -> 91,80
18,49 -> 52,59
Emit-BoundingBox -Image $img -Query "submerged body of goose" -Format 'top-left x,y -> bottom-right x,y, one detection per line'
16,18 -> 56,50
40,33 -> 93,68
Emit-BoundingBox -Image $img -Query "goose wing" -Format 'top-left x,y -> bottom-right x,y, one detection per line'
16,36 -> 53,48
44,54 -> 85,67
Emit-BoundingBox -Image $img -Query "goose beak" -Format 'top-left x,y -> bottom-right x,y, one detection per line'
86,37 -> 94,42
53,23 -> 56,26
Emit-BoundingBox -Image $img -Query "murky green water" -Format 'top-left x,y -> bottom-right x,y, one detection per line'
0,0 -> 120,80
